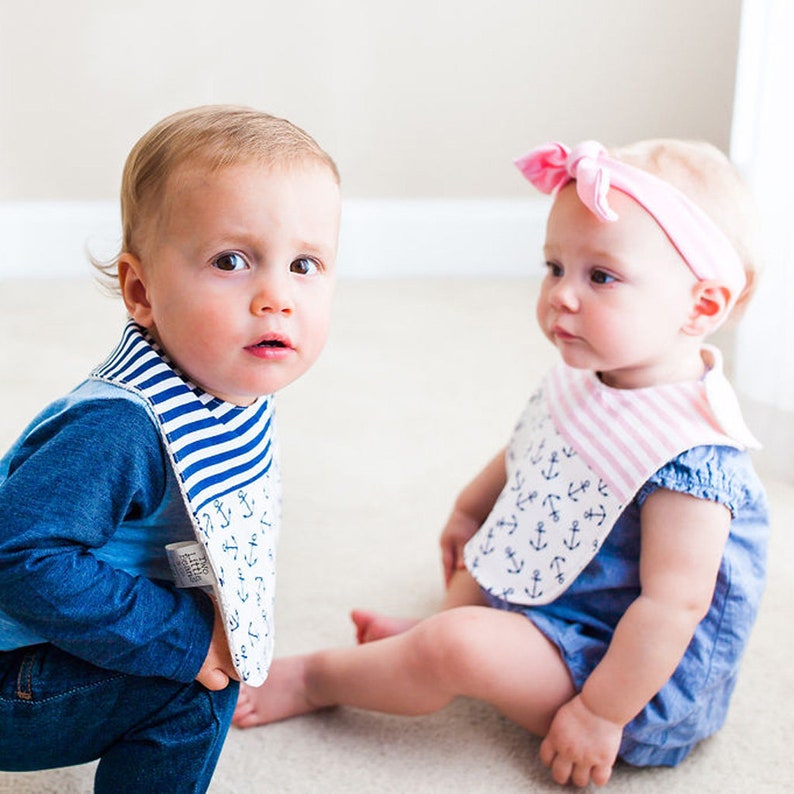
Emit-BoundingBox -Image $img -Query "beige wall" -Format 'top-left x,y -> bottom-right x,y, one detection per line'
0,0 -> 742,201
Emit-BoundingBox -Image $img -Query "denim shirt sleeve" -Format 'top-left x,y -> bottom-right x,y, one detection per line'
0,397 -> 213,682
636,444 -> 758,517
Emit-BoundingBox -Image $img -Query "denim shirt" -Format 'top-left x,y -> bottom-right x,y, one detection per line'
0,379 -> 213,682
500,444 -> 769,766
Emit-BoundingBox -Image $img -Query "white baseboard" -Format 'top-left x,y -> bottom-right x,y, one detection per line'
0,198 -> 550,280
338,198 -> 550,278
0,202 -> 122,281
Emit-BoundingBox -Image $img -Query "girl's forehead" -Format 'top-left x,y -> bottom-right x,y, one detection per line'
546,185 -> 694,277
548,184 -> 662,238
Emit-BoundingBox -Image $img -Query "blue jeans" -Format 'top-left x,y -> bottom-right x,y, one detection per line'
0,643 -> 238,793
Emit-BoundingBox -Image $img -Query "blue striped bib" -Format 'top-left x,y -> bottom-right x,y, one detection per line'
92,321 -> 280,685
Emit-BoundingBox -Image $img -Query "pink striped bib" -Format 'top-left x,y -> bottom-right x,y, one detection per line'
464,346 -> 758,605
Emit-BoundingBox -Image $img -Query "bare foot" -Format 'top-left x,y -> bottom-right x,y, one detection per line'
350,609 -> 419,644
233,656 -> 321,728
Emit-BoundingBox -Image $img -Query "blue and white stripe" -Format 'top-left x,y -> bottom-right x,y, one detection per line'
91,321 -> 275,512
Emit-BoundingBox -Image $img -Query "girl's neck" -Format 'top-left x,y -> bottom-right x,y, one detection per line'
597,346 -> 709,390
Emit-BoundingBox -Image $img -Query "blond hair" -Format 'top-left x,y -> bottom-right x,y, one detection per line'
609,139 -> 761,319
95,105 -> 339,289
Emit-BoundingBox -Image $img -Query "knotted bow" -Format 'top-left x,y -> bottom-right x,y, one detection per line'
515,141 -> 618,221
512,139 -> 747,312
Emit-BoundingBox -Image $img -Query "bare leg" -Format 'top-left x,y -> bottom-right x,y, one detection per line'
236,573 -> 484,725
441,568 -> 489,609
233,656 -> 316,728
351,611 -> 419,643
234,605 -> 574,735
352,569 -> 487,644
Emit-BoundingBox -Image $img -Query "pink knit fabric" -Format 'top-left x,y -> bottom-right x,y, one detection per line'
515,141 -> 746,309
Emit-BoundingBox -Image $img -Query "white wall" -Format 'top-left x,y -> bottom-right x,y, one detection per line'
1,0 -> 742,202
0,0 -> 743,278
729,0 -> 794,480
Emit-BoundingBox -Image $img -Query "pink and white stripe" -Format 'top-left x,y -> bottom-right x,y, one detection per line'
546,362 -> 739,505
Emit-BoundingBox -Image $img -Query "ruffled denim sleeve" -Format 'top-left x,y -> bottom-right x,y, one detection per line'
636,445 -> 758,518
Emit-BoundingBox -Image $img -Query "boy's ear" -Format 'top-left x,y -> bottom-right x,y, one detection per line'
118,253 -> 154,327
682,281 -> 731,336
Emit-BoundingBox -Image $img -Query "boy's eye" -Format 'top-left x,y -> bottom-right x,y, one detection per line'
291,257 -> 319,276
212,252 -> 248,272
591,269 -> 616,285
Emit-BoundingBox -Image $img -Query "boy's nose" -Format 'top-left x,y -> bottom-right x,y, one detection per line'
251,272 -> 294,315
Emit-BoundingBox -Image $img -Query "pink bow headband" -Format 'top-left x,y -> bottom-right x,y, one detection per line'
515,141 -> 746,306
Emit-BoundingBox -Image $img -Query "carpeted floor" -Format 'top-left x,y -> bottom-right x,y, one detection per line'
0,277 -> 791,793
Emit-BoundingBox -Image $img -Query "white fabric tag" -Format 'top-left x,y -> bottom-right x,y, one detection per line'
166,541 -> 216,589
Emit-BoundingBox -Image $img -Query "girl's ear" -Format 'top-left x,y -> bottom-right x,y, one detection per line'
118,253 -> 154,327
682,281 -> 731,336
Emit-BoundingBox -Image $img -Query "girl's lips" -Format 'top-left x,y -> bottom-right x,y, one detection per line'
551,325 -> 576,341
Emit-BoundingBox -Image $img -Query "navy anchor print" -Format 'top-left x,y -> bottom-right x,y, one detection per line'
464,388 -> 624,606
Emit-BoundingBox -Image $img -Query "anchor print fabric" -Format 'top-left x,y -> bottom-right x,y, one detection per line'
91,321 -> 280,685
188,470 -> 279,685
465,351 -> 754,606
464,390 -> 625,605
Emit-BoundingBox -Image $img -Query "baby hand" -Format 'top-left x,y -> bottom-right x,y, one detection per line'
539,694 -> 622,788
440,509 -> 481,585
195,597 -> 239,691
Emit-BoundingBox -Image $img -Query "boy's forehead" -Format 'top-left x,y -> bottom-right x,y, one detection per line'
145,157 -> 340,247
163,156 -> 338,198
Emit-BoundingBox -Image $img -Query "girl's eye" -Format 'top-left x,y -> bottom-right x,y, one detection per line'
545,261 -> 563,278
212,252 -> 248,272
591,269 -> 616,285
291,257 -> 319,276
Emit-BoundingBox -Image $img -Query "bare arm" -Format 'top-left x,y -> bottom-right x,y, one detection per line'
440,447 -> 507,585
541,488 -> 731,787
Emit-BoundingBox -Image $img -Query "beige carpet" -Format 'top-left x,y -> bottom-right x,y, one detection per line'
0,277 -> 791,793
